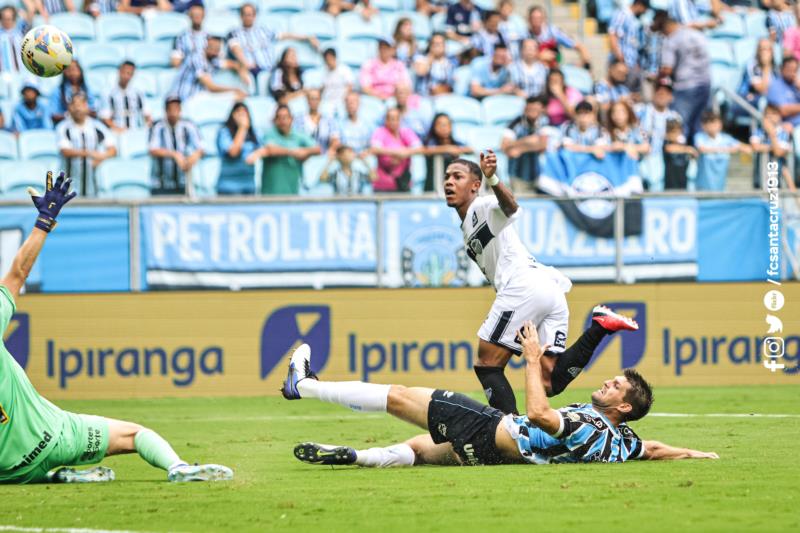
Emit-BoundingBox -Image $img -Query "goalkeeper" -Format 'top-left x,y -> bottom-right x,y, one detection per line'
0,171 -> 233,484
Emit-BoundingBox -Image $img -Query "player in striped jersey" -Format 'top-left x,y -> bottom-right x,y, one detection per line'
285,324 -> 718,468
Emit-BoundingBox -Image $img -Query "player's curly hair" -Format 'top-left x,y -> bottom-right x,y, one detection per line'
450,158 -> 482,181
622,368 -> 654,422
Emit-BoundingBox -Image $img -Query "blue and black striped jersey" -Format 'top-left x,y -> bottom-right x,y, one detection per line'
504,403 -> 645,464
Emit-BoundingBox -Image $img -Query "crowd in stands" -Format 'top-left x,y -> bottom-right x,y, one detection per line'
0,0 -> 798,199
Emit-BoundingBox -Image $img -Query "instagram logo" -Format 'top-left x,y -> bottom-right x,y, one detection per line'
763,337 -> 785,372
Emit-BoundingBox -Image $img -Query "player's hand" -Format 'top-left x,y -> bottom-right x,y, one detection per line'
480,150 -> 497,179
27,171 -> 76,233
520,320 -> 546,364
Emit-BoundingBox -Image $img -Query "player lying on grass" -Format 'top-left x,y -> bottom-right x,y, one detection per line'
0,171 -> 233,484
445,150 -> 639,415
284,325 -> 719,467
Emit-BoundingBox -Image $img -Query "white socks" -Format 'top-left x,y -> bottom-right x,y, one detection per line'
355,444 -> 416,468
297,379 -> 391,412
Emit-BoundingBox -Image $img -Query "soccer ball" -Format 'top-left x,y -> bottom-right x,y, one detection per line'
20,25 -> 73,78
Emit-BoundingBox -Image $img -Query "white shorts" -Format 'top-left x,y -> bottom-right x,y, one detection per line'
477,266 -> 570,355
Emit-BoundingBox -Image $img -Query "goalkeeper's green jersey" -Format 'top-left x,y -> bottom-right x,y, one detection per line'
0,285 -> 65,482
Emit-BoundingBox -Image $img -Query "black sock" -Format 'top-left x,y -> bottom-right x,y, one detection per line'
474,366 -> 518,415
550,322 -> 610,396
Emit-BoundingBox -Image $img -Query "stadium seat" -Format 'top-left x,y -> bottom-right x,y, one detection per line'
208,0 -> 246,11
710,64 -> 742,105
451,123 -> 480,145
381,11 -> 432,41
259,0 -> 304,13
0,130 -> 17,160
430,12 -> 447,32
199,124 -> 221,157
433,94 -> 483,126
445,39 -> 467,58
244,95 -> 277,137
466,125 -> 506,152
18,129 -> 59,160
336,11 -> 384,42
125,70 -> 159,98
212,69 -> 254,94
86,70 -> 115,98
262,13 -> 290,35
50,13 -> 95,43
732,38 -> 758,69
373,0 -> 401,11
96,158 -> 151,199
274,40 -> 322,70
145,11 -> 191,43
301,67 -> 325,89
0,75 -> 18,101
482,94 -> 524,126
710,13 -> 746,39
117,128 -> 150,160
96,13 -> 146,43
185,94 -> 236,127
77,42 -> 127,74
126,42 -> 173,70
744,10 -> 768,38
561,64 -> 594,95
336,40 -> 378,71
194,156 -> 221,197
0,160 -> 49,198
146,96 -> 164,121
708,39 -> 736,66
289,12 -> 336,41
452,65 -> 471,96
358,94 -> 388,126
156,68 -> 179,96
204,10 -> 241,37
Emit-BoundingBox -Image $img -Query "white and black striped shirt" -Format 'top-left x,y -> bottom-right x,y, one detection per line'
56,117 -> 115,197
148,118 -> 202,192
101,85 -> 148,129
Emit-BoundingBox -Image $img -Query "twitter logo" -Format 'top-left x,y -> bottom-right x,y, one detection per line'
766,315 -> 783,334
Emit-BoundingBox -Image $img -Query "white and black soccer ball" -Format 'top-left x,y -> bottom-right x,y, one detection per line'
20,25 -> 73,78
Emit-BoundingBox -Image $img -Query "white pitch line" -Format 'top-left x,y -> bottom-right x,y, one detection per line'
0,527 -> 148,533
650,413 -> 800,418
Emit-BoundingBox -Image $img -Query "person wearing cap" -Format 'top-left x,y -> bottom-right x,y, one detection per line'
148,96 -> 204,195
169,35 -> 249,102
171,1 -> 207,68
359,37 -> 412,100
12,81 -> 53,133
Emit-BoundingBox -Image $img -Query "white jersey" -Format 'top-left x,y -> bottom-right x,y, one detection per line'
461,195 -> 536,292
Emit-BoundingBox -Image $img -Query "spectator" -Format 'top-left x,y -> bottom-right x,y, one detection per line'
416,0 -> 448,17
295,88 -> 337,152
394,84 -> 427,139
11,81 -> 52,133
498,0 -> 527,59
118,0 -> 171,16
445,0 -> 483,45
0,6 -> 24,74
511,38 -> 548,98
668,0 -> 720,31
216,102 -> 259,195
148,96 -> 203,195
636,80 -> 681,191
393,17 -> 418,67
471,10 -> 507,58
543,68 -> 582,126
608,0 -> 649,92
694,110 -> 751,191
0,107 -> 5,131
247,105 -> 321,195
662,118 -> 695,190
654,11 -> 711,144
527,5 -> 591,69
561,101 -> 609,158
320,145 -> 376,195
370,107 -> 422,192
606,101 -> 649,160
56,92 -> 116,197
321,48 -> 354,107
501,96 -> 549,188
766,56 -> 800,126
470,43 -> 515,99
322,0 -> 354,17
269,47 -> 304,102
170,36 -> 249,102
333,91 -> 373,157
593,59 -> 632,116
360,37 -> 412,100
170,0 -> 195,13
414,33 -> 455,97
100,61 -> 150,133
228,3 -> 319,79
171,1 -> 207,68
738,39 -> 776,111
84,0 -> 118,17
49,60 -> 99,123
38,0 -> 76,17
750,103 -> 795,190
767,0 -> 797,45
420,112 -> 472,192
784,2 -> 800,61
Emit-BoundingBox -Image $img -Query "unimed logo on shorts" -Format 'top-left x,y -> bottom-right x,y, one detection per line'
583,302 -> 647,371
260,305 -> 331,379
6,313 -> 30,369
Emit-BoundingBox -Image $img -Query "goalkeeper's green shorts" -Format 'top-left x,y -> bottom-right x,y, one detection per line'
11,412 -> 109,484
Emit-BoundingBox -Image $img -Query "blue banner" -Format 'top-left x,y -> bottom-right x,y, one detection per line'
139,203 -> 378,289
0,207 -> 130,292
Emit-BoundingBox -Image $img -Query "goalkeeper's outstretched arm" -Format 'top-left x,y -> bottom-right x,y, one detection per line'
0,171 -> 76,300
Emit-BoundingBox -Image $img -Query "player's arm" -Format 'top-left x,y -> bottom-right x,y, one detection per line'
0,171 -> 76,300
480,149 -> 518,217
641,440 -> 719,460
519,321 -> 562,435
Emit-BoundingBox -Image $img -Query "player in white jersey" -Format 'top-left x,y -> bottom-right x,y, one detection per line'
444,151 -> 639,414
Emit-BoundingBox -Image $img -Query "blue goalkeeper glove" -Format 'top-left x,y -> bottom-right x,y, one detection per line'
27,171 -> 77,233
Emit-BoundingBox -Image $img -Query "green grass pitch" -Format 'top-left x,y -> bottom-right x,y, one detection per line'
1,385 -> 798,532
